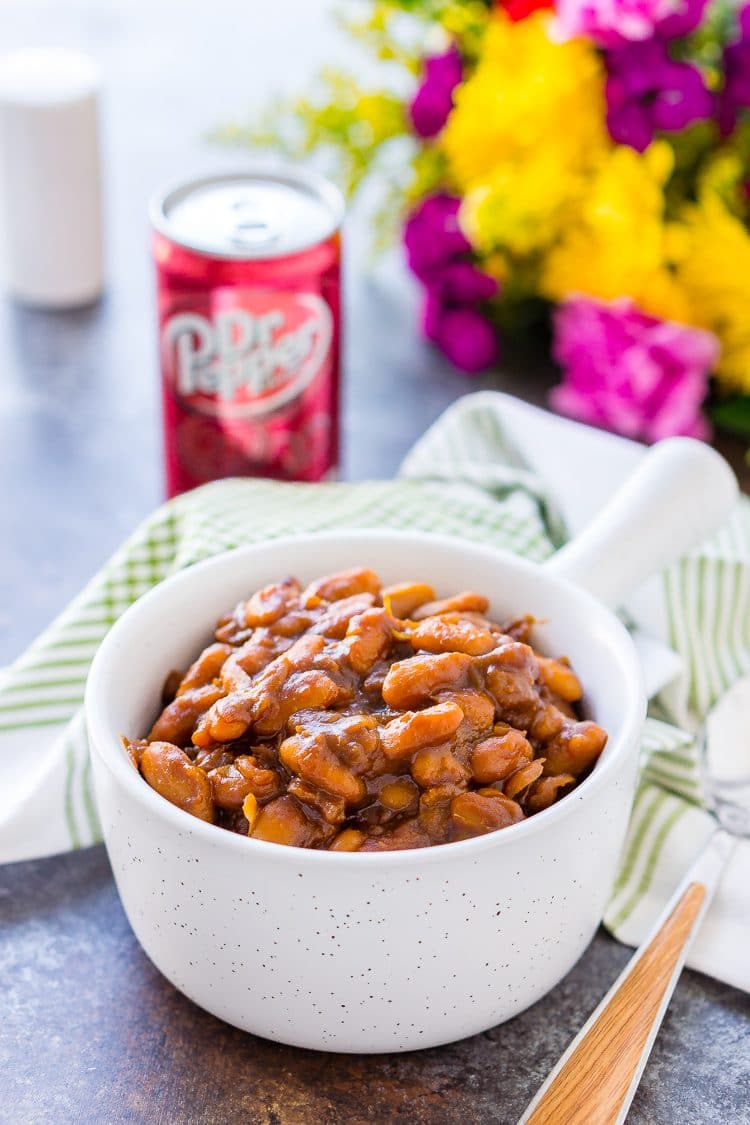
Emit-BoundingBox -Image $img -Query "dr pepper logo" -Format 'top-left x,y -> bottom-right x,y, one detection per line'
162,289 -> 333,417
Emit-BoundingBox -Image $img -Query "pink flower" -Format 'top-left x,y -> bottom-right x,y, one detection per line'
605,40 -> 712,151
719,3 -> 750,135
403,193 -> 500,374
423,295 -> 499,373
550,296 -> 719,442
427,261 -> 498,304
554,0 -> 705,47
403,194 -> 469,279
409,46 -> 462,139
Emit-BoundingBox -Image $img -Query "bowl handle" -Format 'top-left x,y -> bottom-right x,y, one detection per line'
544,437 -> 738,609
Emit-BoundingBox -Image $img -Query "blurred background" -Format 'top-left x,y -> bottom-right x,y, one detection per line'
0,0 -> 459,662
3,0 -> 750,664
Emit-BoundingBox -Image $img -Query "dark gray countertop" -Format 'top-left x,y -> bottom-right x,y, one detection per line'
0,3 -> 748,1122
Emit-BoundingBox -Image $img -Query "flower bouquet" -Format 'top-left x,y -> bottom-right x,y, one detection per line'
217,0 -> 750,443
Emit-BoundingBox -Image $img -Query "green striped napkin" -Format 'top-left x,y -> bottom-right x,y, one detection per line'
1,391 -> 747,993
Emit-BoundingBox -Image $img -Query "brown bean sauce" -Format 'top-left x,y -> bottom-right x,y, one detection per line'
126,569 -> 608,851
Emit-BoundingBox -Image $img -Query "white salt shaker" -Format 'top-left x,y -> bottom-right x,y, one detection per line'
0,48 -> 104,307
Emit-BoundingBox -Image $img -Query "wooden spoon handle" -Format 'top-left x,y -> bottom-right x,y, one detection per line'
519,830 -> 734,1125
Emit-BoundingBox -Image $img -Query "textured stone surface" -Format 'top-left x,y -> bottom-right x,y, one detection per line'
1,2 -> 749,1121
1,848 -> 748,1124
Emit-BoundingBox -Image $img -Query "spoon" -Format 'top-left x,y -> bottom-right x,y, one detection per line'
519,677 -> 750,1125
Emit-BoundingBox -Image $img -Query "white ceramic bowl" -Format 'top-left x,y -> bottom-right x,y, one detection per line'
85,441 -> 737,1052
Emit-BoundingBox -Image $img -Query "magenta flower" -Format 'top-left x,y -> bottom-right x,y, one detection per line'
719,4 -> 750,135
409,46 -> 462,139
424,297 -> 499,373
426,261 -> 498,304
404,193 -> 499,374
555,0 -> 706,46
550,296 -> 719,442
657,0 -> 707,37
605,40 -> 712,151
403,194 -> 470,279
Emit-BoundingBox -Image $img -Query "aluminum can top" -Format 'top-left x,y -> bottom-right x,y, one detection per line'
150,167 -> 344,261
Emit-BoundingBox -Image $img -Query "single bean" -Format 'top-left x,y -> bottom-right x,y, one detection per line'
536,655 -> 583,703
412,592 -> 489,621
303,568 -> 381,606
470,729 -> 533,784
543,720 -> 608,777
177,643 -> 234,695
378,777 -> 420,814
379,701 -> 464,760
254,669 -> 341,735
345,607 -> 393,675
449,791 -> 523,837
527,703 -> 566,743
329,828 -> 365,852
287,709 -> 379,772
208,755 -> 281,809
270,609 -> 318,638
140,741 -> 214,822
250,796 -> 319,847
525,773 -> 576,814
382,652 -> 471,709
279,732 -> 367,805
410,614 -> 496,656
192,696 -> 248,747
437,689 -> 496,735
208,763 -> 253,810
244,577 -> 300,627
309,593 -> 376,638
149,683 -> 225,747
482,641 -> 540,727
503,758 -> 545,799
411,746 -> 470,789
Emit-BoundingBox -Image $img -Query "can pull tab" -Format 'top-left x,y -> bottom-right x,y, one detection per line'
230,197 -> 281,250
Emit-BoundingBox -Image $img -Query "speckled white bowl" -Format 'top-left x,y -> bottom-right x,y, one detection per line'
85,441 -> 737,1052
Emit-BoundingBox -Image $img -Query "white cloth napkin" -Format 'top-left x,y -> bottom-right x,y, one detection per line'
1,391 -> 747,991
403,394 -> 750,992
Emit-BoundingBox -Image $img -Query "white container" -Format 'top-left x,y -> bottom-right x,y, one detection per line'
0,48 -> 104,307
85,440 -> 736,1052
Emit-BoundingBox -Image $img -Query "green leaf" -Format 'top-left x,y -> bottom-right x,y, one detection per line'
711,395 -> 750,438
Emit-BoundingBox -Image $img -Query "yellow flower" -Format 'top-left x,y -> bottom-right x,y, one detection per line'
696,149 -> 748,219
440,1 -> 496,51
481,252 -> 510,286
350,91 -> 406,148
441,11 -> 607,255
675,192 -> 750,392
541,143 -> 691,324
461,153 -> 589,257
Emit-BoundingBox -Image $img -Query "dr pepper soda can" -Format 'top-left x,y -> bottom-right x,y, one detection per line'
150,168 -> 343,496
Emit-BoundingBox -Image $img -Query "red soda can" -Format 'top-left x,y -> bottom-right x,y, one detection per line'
150,168 -> 343,497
